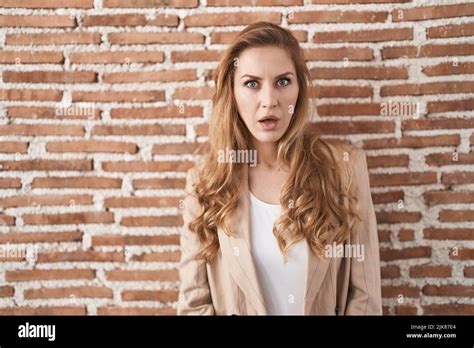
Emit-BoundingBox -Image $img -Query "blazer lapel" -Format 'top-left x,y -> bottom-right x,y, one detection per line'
217,164 -> 268,315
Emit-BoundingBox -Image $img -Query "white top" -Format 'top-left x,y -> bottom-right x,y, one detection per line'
248,191 -> 308,315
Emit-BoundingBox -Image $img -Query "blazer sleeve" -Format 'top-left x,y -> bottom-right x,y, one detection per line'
345,148 -> 383,315
177,167 -> 215,315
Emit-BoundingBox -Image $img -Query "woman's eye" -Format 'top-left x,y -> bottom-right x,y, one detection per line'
245,78 -> 291,89
245,80 -> 258,89
277,78 -> 290,87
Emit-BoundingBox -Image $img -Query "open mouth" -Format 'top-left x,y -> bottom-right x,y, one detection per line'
258,118 -> 279,130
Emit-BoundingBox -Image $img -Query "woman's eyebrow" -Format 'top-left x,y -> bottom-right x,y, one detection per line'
240,72 -> 294,80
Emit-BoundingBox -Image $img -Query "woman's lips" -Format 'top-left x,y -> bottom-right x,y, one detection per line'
258,119 -> 279,131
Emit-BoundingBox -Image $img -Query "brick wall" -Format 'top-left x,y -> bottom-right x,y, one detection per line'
0,0 -> 473,315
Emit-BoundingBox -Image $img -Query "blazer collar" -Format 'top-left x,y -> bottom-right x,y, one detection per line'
216,164 -> 335,315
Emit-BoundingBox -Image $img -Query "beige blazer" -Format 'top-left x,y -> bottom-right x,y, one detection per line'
177,141 -> 382,315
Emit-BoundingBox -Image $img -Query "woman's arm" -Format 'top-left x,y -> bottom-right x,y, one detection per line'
345,148 -> 383,315
177,168 -> 215,315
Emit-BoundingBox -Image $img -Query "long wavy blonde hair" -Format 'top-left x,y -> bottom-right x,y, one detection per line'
189,22 -> 361,263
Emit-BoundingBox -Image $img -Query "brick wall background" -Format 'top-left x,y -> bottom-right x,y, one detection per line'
0,0 -> 473,315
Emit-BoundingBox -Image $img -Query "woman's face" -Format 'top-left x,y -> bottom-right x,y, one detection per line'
233,46 -> 299,145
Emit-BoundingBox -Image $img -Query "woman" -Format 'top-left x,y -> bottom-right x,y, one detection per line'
177,22 -> 382,315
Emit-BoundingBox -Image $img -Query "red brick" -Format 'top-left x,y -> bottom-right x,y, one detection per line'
0,15 -> 75,28
24,286 -> 113,299
304,47 -> 373,61
428,22 -> 474,39
311,85 -> 372,98
376,211 -> 422,223
0,51 -> 64,64
110,106 -> 202,119
121,215 -> 182,227
393,3 -> 474,22
382,43 -> 474,59
5,269 -> 95,281
310,121 -> 395,134
184,12 -> 280,27
440,210 -> 474,222
103,0 -> 197,8
0,159 -> 91,171
32,176 -> 121,189
7,106 -> 100,120
72,90 -> 165,102
92,235 -> 179,246
173,86 -> 214,100
423,285 -> 473,297
108,32 -> 204,45
381,81 -> 474,96
171,50 -> 223,63
133,178 -> 186,190
312,66 -> 407,80
424,228 -> 474,240
0,141 -> 28,153
381,266 -> 400,278
380,247 -> 431,261
152,142 -> 203,155
104,197 -> 180,208
3,71 -> 97,83
442,172 -> 474,185
449,248 -> 474,260
0,0 -> 93,8
289,10 -> 387,23
423,304 -> 474,315
424,190 -> 474,205
6,32 -> 101,45
363,135 -> 460,149
382,286 -> 420,298
0,306 -> 87,315
398,229 -> 414,241
37,251 -> 124,263
0,178 -> 21,188
121,290 -> 178,301
131,251 -> 180,262
0,231 -> 82,244
93,125 -> 184,136
423,62 -> 474,76
410,265 -> 451,278
425,153 -> 474,166
102,161 -> 192,172
105,269 -> 178,281
0,124 -> 84,136
372,190 -> 404,204
370,172 -> 437,187
46,140 -> 138,154
0,89 -> 62,101
0,194 -> 92,208
70,51 -> 165,64
395,306 -> 417,315
366,155 -> 408,168
103,69 -> 195,83
208,0 -> 301,5
97,306 -> 176,315
428,98 -> 474,114
314,28 -> 412,43
23,212 -> 114,225
0,286 -> 14,297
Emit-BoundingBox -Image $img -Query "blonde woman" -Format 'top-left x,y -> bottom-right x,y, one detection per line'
177,22 -> 382,315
